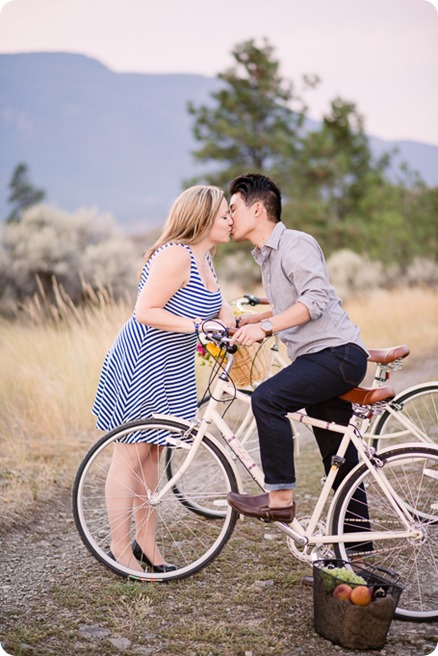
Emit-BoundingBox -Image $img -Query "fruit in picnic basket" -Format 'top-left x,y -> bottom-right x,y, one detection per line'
350,585 -> 372,606
333,584 -> 353,601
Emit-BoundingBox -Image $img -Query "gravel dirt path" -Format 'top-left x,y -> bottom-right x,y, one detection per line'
1,354 -> 437,656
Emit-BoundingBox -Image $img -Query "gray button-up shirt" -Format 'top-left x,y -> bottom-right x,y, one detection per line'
252,222 -> 368,362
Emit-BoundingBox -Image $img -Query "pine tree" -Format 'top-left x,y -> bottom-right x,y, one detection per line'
6,163 -> 46,223
187,38 -> 317,188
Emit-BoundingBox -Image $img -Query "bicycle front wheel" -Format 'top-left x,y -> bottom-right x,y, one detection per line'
198,391 -> 259,454
372,382 -> 438,450
331,445 -> 438,622
72,417 -> 238,582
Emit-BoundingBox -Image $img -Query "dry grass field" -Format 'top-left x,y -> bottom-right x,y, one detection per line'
1,285 -> 437,656
0,285 -> 437,526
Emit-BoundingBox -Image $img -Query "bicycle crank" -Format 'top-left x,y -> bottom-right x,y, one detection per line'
286,516 -> 333,562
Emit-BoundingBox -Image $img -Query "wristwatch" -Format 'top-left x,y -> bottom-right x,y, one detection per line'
260,319 -> 274,337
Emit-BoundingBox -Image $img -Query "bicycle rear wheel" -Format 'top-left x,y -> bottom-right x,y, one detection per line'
164,392 -> 260,517
331,445 -> 438,622
371,382 -> 438,450
72,417 -> 238,582
198,391 -> 259,456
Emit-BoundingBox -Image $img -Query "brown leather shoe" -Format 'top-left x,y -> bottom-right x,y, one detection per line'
227,492 -> 295,523
301,575 -> 314,587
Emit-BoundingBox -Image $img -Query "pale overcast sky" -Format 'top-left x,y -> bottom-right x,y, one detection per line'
0,0 -> 437,144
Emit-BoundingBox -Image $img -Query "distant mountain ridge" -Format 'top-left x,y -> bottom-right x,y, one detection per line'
1,52 -> 437,230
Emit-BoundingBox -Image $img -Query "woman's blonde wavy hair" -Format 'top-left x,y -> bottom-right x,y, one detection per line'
140,185 -> 225,273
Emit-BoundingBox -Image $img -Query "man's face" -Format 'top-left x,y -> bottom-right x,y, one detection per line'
229,192 -> 257,242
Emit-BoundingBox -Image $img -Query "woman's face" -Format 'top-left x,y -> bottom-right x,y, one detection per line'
208,197 -> 233,244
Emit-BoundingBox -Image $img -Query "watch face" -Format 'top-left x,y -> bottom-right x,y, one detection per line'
261,320 -> 273,332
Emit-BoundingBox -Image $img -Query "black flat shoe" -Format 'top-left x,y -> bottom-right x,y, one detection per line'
132,540 -> 178,573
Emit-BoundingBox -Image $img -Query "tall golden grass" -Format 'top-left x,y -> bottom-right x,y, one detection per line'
0,281 -> 132,524
345,287 -> 438,353
0,284 -> 437,525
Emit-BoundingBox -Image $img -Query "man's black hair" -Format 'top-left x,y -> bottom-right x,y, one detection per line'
229,173 -> 282,222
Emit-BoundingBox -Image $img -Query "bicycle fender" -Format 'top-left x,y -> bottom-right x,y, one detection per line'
389,381 -> 438,399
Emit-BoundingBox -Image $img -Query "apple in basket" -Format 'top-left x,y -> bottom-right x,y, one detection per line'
332,584 -> 353,601
350,585 -> 373,606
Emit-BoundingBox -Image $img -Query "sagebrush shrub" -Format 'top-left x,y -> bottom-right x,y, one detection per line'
327,249 -> 438,298
0,204 -> 139,314
327,249 -> 384,298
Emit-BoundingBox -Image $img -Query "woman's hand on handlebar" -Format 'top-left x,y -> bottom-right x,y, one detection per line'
218,300 -> 237,330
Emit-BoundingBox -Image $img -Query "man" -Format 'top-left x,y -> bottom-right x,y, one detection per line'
227,173 -> 369,524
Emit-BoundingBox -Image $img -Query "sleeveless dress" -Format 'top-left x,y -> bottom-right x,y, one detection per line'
92,243 -> 223,444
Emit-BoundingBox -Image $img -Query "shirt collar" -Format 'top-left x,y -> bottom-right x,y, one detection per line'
252,221 -> 286,264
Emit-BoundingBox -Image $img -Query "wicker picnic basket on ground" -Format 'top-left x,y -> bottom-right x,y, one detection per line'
230,341 -> 271,388
313,559 -> 404,650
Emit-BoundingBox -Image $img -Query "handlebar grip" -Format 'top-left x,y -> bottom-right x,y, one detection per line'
243,294 -> 270,306
205,328 -> 238,353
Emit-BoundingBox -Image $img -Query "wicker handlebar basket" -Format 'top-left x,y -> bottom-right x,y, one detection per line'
230,342 -> 271,388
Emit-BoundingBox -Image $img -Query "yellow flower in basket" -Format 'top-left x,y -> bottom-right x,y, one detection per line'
196,341 -> 226,365
206,343 -> 226,359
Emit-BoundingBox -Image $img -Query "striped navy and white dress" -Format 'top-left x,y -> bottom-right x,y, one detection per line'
92,243 -> 223,444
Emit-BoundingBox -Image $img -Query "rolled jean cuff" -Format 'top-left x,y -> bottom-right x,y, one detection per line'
264,482 -> 296,491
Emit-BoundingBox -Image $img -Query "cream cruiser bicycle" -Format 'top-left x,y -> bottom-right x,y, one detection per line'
73,322 -> 438,622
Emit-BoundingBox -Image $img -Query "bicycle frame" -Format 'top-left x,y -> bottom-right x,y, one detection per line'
152,354 -> 420,557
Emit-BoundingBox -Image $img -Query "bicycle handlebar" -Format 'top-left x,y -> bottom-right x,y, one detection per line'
200,321 -> 238,354
244,294 -> 268,306
232,294 -> 270,312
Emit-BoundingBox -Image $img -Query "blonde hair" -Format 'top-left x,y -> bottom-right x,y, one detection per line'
140,185 -> 225,271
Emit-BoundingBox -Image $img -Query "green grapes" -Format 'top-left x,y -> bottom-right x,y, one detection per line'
320,566 -> 367,592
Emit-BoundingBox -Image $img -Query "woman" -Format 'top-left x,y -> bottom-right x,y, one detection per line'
92,185 -> 234,572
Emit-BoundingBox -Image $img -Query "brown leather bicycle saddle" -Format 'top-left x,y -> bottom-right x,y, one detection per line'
340,385 -> 396,405
367,345 -> 410,364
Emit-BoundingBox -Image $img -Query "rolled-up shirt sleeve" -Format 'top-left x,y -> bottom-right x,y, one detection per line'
281,233 -> 331,321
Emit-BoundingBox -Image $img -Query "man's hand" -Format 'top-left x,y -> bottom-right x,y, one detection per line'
231,323 -> 265,346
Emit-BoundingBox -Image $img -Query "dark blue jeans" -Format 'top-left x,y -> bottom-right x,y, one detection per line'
251,343 -> 371,551
251,343 -> 368,488
252,344 -> 372,552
